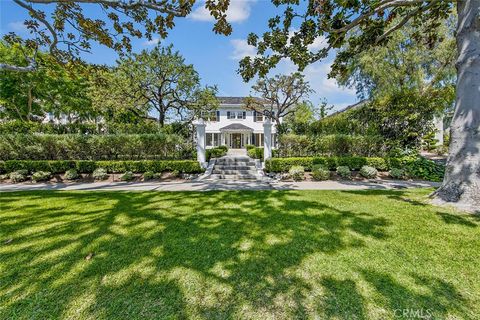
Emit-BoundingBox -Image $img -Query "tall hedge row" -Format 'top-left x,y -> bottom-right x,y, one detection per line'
276,134 -> 387,157
0,134 -> 195,161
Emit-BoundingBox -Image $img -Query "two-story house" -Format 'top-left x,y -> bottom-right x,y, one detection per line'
202,97 -> 278,149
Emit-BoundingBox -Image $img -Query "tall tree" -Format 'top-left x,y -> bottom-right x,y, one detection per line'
1,0 -> 234,71
244,73 -> 312,127
0,41 -> 94,121
100,45 -> 218,126
238,0 -> 478,211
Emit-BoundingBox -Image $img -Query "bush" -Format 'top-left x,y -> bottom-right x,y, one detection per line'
247,147 -> 263,159
389,168 -> 405,179
336,166 -> 351,179
10,170 -> 28,183
120,171 -> 134,181
3,160 -> 203,174
143,171 -> 155,180
312,165 -> 330,181
277,134 -> 386,157
206,147 -> 227,160
245,144 -> 255,150
217,145 -> 228,152
0,174 -> 9,181
289,165 -> 305,181
171,170 -> 180,178
359,165 -> 378,179
32,171 -> 51,182
92,168 -> 108,180
404,157 -> 444,182
64,169 -> 79,180
0,134 -> 195,161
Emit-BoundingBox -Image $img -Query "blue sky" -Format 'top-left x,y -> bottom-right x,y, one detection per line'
0,0 -> 357,111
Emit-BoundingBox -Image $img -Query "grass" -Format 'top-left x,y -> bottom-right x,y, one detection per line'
0,189 -> 479,319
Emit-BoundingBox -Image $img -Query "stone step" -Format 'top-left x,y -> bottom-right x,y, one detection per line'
212,169 -> 258,175
215,160 -> 256,166
213,165 -> 256,170
208,174 -> 260,180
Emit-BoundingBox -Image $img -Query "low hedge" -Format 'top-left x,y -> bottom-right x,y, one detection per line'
206,147 -> 227,160
247,147 -> 263,159
0,160 -> 204,174
265,156 -> 444,181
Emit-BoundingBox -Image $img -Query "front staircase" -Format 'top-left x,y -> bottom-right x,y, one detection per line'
206,156 -> 265,181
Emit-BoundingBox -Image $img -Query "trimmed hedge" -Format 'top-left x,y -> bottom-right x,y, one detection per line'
0,134 -> 195,161
206,147 -> 227,160
247,147 -> 264,159
265,156 -> 444,181
277,134 -> 387,157
0,160 -> 203,174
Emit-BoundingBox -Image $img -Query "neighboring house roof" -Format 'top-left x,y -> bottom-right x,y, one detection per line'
326,99 -> 369,118
219,123 -> 254,131
218,96 -> 268,105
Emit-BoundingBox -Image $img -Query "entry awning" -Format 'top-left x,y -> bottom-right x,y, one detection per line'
219,123 -> 253,132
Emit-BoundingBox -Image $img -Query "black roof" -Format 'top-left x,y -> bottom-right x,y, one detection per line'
219,123 -> 254,131
218,96 -> 267,105
327,100 -> 369,117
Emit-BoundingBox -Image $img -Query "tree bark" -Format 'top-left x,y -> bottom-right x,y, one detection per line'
433,0 -> 480,212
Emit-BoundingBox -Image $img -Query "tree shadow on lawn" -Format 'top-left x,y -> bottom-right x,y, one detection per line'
0,190 -> 476,319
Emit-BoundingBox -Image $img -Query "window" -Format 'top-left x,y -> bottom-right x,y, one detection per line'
254,111 -> 264,122
254,133 -> 264,147
237,111 -> 246,119
227,111 -> 235,119
206,133 -> 220,147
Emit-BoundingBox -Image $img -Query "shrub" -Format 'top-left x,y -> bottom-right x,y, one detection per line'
247,147 -> 263,159
389,168 -> 405,179
289,165 -> 305,181
206,147 -> 227,160
336,166 -> 351,179
64,169 -> 79,180
32,171 -> 51,182
10,170 -> 28,183
120,171 -> 134,181
3,160 -> 203,174
404,157 -> 444,182
0,161 -> 5,174
245,144 -> 255,150
0,133 -> 195,161
92,168 -> 108,180
277,134 -> 386,157
217,145 -> 228,152
312,165 -> 330,181
359,165 -> 378,179
0,174 -> 9,181
266,157 -> 315,172
171,170 -> 180,178
143,171 -> 155,180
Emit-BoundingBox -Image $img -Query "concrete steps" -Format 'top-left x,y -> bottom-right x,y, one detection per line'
205,155 -> 265,181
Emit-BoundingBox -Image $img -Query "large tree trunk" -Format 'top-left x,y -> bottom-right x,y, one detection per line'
432,0 -> 480,212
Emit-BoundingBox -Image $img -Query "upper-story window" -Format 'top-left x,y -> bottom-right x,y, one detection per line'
227,111 -> 246,120
254,111 -> 264,122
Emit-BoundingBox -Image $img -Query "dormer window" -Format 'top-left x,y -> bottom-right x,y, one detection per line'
226,111 -> 246,119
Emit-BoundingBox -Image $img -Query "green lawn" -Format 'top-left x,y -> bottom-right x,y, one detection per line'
0,189 -> 479,319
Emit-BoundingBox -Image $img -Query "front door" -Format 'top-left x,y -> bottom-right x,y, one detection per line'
231,133 -> 243,149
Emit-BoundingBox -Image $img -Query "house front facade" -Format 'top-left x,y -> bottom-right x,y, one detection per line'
202,97 -> 278,149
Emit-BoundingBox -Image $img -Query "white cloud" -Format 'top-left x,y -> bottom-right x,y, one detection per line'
8,21 -> 29,34
307,35 -> 328,51
143,37 -> 160,46
230,39 -> 256,60
189,0 -> 255,23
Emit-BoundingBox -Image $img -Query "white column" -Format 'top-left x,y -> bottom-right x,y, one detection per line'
433,115 -> 444,146
263,119 -> 272,161
194,119 -> 207,167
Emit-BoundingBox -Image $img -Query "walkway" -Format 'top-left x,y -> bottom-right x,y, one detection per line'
0,179 -> 440,192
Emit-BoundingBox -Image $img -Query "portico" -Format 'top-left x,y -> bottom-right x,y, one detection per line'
220,123 -> 253,149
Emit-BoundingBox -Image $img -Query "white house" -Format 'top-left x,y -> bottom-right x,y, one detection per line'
201,97 -> 278,149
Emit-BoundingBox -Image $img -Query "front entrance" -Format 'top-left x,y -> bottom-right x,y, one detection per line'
231,133 -> 243,149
